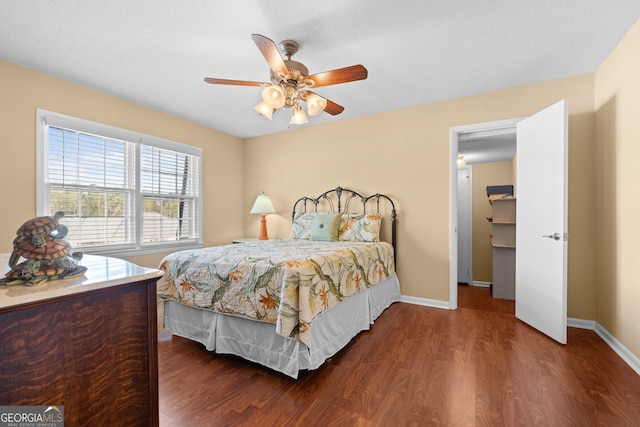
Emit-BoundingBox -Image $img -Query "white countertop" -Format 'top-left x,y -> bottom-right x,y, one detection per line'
0,253 -> 164,309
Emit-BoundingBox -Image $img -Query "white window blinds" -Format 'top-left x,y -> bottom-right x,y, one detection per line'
38,109 -> 202,255
47,126 -> 135,248
140,145 -> 200,244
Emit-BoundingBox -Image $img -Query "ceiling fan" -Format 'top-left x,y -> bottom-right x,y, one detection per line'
204,34 -> 368,124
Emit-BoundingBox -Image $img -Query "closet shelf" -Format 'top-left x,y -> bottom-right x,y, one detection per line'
492,243 -> 516,249
489,196 -> 516,300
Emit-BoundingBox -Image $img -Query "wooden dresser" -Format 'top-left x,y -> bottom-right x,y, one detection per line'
0,254 -> 164,426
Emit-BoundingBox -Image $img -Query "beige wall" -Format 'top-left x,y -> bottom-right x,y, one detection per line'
244,73 -> 597,309
3,17 -> 638,361
0,60 -> 244,268
594,19 -> 640,357
471,161 -> 515,283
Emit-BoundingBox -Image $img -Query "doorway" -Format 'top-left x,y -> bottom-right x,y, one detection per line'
450,101 -> 569,344
449,118 -> 522,310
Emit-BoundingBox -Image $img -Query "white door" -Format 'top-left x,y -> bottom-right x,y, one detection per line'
515,100 -> 568,344
457,167 -> 472,284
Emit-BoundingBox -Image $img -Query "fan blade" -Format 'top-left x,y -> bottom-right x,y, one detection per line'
251,34 -> 291,80
323,99 -> 345,116
204,77 -> 266,87
306,65 -> 368,88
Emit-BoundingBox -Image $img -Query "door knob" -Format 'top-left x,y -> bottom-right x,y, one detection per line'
543,232 -> 561,241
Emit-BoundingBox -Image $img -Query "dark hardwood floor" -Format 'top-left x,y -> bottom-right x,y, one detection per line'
457,283 -> 515,315
158,287 -> 640,426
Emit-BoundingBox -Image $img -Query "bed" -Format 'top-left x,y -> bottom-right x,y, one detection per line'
157,186 -> 400,378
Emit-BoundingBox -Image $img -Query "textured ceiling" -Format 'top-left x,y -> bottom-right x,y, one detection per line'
1,1 -> 639,142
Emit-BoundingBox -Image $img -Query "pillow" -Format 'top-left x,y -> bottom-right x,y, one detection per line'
339,213 -> 382,242
310,213 -> 341,241
291,212 -> 316,239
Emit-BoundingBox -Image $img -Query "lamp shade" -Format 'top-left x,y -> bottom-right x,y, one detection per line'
457,155 -> 466,168
306,93 -> 327,116
254,101 -> 274,120
290,107 -> 308,125
262,85 -> 286,109
250,194 -> 276,214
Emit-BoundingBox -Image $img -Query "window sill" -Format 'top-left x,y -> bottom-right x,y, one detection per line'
80,243 -> 203,259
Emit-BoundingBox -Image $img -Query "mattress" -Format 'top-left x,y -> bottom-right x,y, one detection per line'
157,238 -> 396,346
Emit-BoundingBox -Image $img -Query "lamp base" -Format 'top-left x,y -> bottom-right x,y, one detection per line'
258,214 -> 269,240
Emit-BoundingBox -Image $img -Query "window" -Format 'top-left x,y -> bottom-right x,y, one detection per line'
37,109 -> 202,256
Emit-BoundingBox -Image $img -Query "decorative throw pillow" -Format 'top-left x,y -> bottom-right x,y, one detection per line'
339,213 -> 382,242
291,212 -> 317,239
310,213 -> 341,241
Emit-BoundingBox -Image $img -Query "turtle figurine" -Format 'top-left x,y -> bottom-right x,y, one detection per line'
9,232 -> 72,268
1,252 -> 86,286
12,211 -> 68,251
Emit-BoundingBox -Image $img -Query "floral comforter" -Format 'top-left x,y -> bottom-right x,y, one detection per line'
157,238 -> 395,345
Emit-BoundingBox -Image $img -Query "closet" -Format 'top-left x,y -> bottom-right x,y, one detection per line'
489,190 -> 516,300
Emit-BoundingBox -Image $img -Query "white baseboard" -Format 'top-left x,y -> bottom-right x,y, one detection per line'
567,317 -> 596,330
568,317 -> 639,376
471,281 -> 491,288
593,322 -> 640,376
399,295 -> 450,310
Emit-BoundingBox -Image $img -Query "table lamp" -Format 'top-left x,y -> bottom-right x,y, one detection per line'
250,193 -> 276,240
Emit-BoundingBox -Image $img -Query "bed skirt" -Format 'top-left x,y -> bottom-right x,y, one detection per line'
160,273 -> 401,379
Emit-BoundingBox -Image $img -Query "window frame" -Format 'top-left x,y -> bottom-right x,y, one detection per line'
36,109 -> 203,257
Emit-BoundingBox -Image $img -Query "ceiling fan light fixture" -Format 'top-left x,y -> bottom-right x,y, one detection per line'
290,106 -> 308,125
254,101 -> 274,120
262,84 -> 286,109
306,93 -> 327,116
205,35 -> 366,124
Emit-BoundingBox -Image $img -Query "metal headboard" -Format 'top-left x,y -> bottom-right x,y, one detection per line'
291,186 -> 398,259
